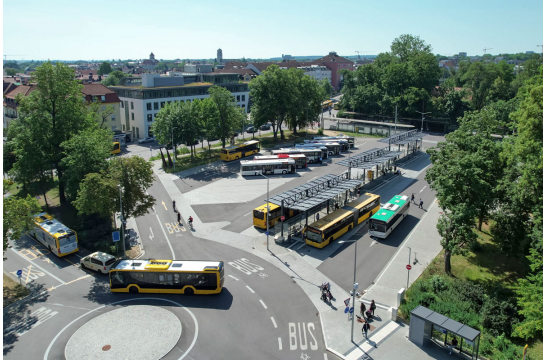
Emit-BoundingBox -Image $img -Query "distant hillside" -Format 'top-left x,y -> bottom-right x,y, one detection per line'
269,55 -> 377,61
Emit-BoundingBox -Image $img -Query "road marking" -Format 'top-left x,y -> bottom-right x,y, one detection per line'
370,240 -> 378,247
156,214 -> 176,259
161,201 -> 167,210
25,264 -> 33,283
296,242 -> 306,251
149,227 -> 155,241
243,212 -> 252,216
271,317 -> 277,328
246,285 -> 255,294
259,300 -> 268,309
278,338 -> 282,350
419,185 -> 427,193
7,307 -> 59,336
228,275 -> 239,281
63,275 -> 91,286
324,354 -> 328,360
287,242 -> 299,249
73,253 -> 83,259
152,206 -> 156,212
10,248 -> 66,284
345,321 -> 400,360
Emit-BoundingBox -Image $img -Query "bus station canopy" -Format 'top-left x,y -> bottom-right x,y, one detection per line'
379,129 -> 425,145
411,306 -> 481,342
268,174 -> 362,212
337,147 -> 404,169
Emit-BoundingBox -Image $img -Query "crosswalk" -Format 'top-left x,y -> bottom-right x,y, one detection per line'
5,307 -> 58,337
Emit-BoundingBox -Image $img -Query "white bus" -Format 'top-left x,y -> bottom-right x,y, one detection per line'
294,144 -> 329,159
254,154 -> 307,169
272,148 -> 323,163
241,158 -> 296,176
29,213 -> 79,257
368,195 -> 410,239
312,136 -> 355,148
296,142 -> 341,156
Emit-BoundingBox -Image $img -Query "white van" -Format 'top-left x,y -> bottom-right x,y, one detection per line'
80,252 -> 117,274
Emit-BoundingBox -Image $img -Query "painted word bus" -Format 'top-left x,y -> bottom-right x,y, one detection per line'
220,140 -> 260,161
29,213 -> 79,257
240,158 -> 296,176
272,148 -> 323,164
304,193 -> 381,248
109,259 -> 224,295
253,203 -> 296,229
368,195 -> 410,239
254,154 -> 307,169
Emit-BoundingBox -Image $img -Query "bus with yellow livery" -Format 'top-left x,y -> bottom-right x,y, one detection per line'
220,140 -> 260,161
29,212 -> 79,257
253,203 -> 296,230
303,193 -> 380,248
109,259 -> 224,295
322,100 -> 333,110
111,142 -> 121,155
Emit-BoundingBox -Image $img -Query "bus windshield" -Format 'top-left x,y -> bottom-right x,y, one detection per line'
306,229 -> 322,243
253,210 -> 264,220
221,149 -> 228,154
370,220 -> 386,233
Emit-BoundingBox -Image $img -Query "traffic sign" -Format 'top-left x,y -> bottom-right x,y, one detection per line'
344,307 -> 349,314
406,264 -> 412,270
349,307 -> 354,314
112,231 -> 120,242
265,231 -> 269,236
280,216 -> 285,221
16,270 -> 22,277
344,298 -> 350,307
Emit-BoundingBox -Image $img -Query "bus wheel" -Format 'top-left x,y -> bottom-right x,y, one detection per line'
348,225 -> 353,231
185,287 -> 194,296
309,159 -> 313,164
282,170 -> 287,174
129,286 -> 139,294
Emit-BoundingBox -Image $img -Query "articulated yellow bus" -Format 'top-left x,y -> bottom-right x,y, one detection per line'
253,203 -> 295,229
109,259 -> 224,295
303,193 -> 380,248
111,142 -> 121,155
29,213 -> 79,257
322,100 -> 333,110
220,140 -> 260,161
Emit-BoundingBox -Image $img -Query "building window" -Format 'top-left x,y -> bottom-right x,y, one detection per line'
101,95 -> 106,101
121,101 -> 124,108
167,101 -> 171,105
123,124 -> 125,131
111,115 -> 115,122
131,102 -> 134,110
112,126 -> 116,131
154,102 -> 159,110
161,101 -> 165,108
147,114 -> 152,122
242,95 -> 246,101
147,103 -> 152,110
237,95 -> 240,102
131,113 -> 134,120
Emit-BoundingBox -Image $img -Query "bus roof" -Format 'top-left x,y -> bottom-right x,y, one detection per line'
241,158 -> 295,165
254,202 -> 280,213
309,208 -> 352,230
370,195 -> 409,222
33,212 -> 75,237
113,259 -> 222,272
254,154 -> 304,161
275,148 -> 321,153
223,140 -> 259,151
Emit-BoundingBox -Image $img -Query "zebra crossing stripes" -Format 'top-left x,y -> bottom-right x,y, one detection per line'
6,307 -> 59,336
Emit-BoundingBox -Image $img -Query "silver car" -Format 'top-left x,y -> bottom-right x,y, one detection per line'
138,136 -> 155,144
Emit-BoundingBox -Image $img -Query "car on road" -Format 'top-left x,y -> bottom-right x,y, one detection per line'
260,124 -> 271,130
246,127 -> 257,133
138,136 -> 155,144
80,252 -> 116,274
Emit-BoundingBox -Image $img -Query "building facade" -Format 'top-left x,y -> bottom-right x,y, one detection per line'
109,73 -> 249,139
315,52 -> 354,91
141,52 -> 159,71
299,65 -> 331,83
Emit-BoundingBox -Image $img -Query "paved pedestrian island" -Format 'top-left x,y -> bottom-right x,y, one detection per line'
65,305 -> 182,360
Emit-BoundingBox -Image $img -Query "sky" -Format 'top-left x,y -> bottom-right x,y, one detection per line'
2,0 -> 544,61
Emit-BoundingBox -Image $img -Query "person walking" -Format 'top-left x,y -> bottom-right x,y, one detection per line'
419,199 -> 424,209
411,193 -> 415,204
315,212 -> 320,222
362,320 -> 370,340
360,302 -> 366,317
370,300 -> 376,316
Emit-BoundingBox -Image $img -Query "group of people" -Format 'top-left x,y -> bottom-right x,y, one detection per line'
320,282 -> 333,302
410,194 -> 424,209
359,300 -> 376,340
172,200 -> 193,228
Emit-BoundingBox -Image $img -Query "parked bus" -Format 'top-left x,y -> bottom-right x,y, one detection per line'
221,140 -> 260,161
322,100 -> 333,110
369,195 -> 410,239
29,212 -> 79,257
111,142 -> 121,155
294,144 -> 329,159
254,154 -> 307,169
109,259 -> 224,295
296,142 -> 341,156
253,203 -> 296,229
272,148 -> 322,164
312,136 -> 355,148
241,158 -> 296,176
304,193 -> 381,249
306,138 -> 349,151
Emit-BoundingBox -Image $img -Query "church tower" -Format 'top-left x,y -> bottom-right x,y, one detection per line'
150,52 -> 155,61
217,48 -> 223,63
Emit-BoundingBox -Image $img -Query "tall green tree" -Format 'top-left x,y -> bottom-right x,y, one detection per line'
200,97 -> 221,156
102,70 -> 127,86
98,61 -> 112,75
208,85 -> 243,147
5,68 -> 17,76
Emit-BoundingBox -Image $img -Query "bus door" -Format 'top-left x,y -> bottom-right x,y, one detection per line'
264,165 -> 273,175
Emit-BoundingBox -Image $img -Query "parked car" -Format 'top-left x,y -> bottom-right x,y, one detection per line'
185,139 -> 199,145
247,127 -> 257,133
260,124 -> 271,130
138,136 -> 155,144
80,252 -> 116,274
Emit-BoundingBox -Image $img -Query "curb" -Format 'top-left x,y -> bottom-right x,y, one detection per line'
319,311 -> 348,360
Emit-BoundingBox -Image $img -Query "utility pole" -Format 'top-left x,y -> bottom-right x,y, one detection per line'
416,108 -> 431,133
118,185 -> 126,259
406,246 -> 411,290
171,126 -> 176,170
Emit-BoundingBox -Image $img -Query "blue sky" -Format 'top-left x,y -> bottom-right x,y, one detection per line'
3,0 -> 543,61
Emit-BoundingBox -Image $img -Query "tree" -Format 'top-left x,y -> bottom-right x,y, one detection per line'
200,98 -> 221,156
436,210 -> 477,275
319,78 -> 333,99
152,102 -> 183,158
101,70 -> 127,86
3,61 -> 19,70
154,62 -> 168,72
98,61 -> 112,75
208,85 -> 243,147
87,100 -> 116,129
5,68 -> 17,76
12,62 -> 92,204
390,34 -> 432,62
60,127 -> 113,200
74,156 -> 155,222
3,180 -> 41,253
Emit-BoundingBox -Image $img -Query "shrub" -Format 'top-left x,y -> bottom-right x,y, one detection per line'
429,275 -> 448,293
450,279 -> 486,310
317,128 -> 324,135
481,298 -> 519,337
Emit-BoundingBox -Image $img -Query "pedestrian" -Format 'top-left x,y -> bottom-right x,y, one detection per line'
419,199 -> 424,209
360,302 -> 366,317
319,156 -> 322,164
335,203 -> 339,211
357,188 -> 361,197
411,193 -> 415,203
316,212 -> 320,222
447,337 -> 458,354
370,300 -> 376,316
362,320 -> 370,340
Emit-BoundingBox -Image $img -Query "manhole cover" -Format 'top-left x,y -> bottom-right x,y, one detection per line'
102,345 -> 111,351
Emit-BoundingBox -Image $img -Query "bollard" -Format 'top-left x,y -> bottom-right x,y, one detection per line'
397,288 -> 406,308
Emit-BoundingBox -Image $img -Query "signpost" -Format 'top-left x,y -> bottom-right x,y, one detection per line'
344,298 -> 350,307
280,216 -> 285,221
16,270 -> 22,285
406,264 -> 412,270
112,231 -> 120,243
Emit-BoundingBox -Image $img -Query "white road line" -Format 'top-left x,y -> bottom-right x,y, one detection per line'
345,321 -> 400,360
155,214 -> 176,259
287,242 -> 299,249
324,353 -> 328,360
243,212 -> 252,216
278,337 -> 282,350
152,206 -> 156,212
246,285 -> 255,294
149,227 -> 155,241
296,242 -> 306,251
419,185 -> 427,193
228,275 -> 239,281
370,240 -> 378,247
9,249 -> 66,285
259,300 -> 268,309
270,317 -> 277,328
73,253 -> 83,258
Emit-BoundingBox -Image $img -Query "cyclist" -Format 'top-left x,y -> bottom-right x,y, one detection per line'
177,212 -> 181,223
188,216 -> 194,228
172,200 -> 176,210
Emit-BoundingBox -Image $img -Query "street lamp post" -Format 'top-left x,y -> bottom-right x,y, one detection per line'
118,184 -> 126,259
406,246 -> 411,290
258,173 -> 270,251
171,126 -> 176,170
415,110 -> 431,133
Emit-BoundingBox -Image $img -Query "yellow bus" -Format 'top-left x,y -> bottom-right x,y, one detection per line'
322,100 -> 333,110
29,212 -> 79,257
333,102 -> 340,110
303,193 -> 380,248
253,203 -> 295,229
109,259 -> 224,295
220,140 -> 260,161
111,141 -> 121,155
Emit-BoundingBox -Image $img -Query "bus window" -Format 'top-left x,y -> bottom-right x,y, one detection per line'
253,210 -> 265,220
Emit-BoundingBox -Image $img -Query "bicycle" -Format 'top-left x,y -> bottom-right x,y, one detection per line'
187,217 -> 194,230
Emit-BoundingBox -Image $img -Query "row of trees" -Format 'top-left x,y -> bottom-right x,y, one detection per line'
425,66 -> 543,341
3,62 -> 156,253
248,65 -> 332,141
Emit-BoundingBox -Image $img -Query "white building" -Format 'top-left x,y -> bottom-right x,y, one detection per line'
109,73 -> 250,139
298,65 -> 331,83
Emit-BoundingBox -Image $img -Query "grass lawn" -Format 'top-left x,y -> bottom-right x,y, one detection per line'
162,149 -> 223,174
325,130 -> 387,139
3,274 -> 30,308
237,129 -> 319,148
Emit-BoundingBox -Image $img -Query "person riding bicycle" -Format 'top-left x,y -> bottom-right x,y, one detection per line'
188,216 -> 194,227
177,212 -> 181,223
172,200 -> 176,210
